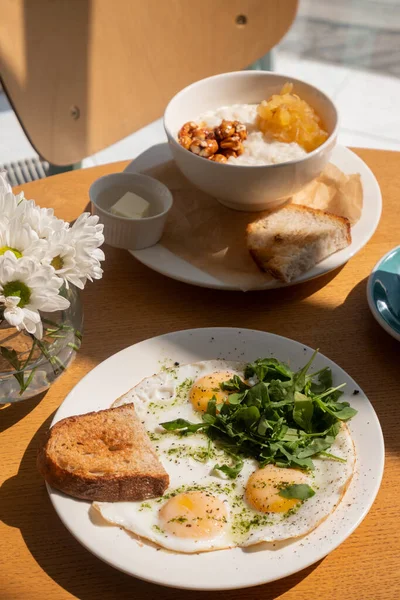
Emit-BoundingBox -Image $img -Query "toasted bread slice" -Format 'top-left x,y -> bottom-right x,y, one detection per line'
246,204 -> 351,283
37,404 -> 169,502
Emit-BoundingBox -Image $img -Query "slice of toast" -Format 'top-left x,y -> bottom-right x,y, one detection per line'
37,404 -> 169,502
246,204 -> 351,283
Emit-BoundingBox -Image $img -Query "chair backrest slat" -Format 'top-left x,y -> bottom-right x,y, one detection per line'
0,0 -> 298,165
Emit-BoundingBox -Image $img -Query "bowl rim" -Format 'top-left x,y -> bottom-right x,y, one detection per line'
89,172 -> 173,222
164,70 -> 338,170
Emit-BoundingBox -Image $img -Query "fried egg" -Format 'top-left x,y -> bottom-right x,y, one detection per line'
94,360 -> 356,553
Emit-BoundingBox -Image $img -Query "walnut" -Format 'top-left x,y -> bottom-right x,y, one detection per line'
192,127 -> 215,141
234,120 -> 247,141
179,135 -> 193,150
215,119 -> 236,141
189,138 -> 219,158
178,121 -> 198,141
209,153 -> 228,163
178,118 -> 247,161
220,135 -> 244,155
178,121 -> 216,154
215,119 -> 247,142
220,149 -> 237,160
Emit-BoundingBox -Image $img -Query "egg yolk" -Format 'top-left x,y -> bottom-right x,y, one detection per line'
245,465 -> 309,514
189,371 -> 236,412
159,491 -> 228,539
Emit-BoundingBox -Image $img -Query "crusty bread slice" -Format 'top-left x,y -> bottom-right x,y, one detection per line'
246,204 -> 351,283
37,404 -> 169,502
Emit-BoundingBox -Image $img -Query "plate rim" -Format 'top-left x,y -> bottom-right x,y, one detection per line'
128,145 -> 382,291
48,327 -> 385,590
367,245 -> 400,342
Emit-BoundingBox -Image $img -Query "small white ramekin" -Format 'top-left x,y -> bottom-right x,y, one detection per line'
90,173 -> 173,250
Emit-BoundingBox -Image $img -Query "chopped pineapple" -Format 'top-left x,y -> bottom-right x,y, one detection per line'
257,83 -> 328,153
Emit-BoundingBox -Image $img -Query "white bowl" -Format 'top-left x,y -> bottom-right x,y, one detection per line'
90,173 -> 173,250
164,71 -> 338,211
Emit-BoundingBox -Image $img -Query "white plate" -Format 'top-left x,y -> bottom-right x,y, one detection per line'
125,144 -> 382,290
48,328 -> 384,590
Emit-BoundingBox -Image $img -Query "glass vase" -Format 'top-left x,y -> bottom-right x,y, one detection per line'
0,285 -> 83,405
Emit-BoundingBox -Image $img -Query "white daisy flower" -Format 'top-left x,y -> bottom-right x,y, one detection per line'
0,170 -> 11,195
42,228 -> 84,289
0,171 -> 25,220
23,200 -> 67,239
0,252 -> 70,339
0,217 -> 46,261
46,213 -> 105,288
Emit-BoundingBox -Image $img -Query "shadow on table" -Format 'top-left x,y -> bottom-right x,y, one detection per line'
0,413 -> 323,600
0,391 -> 47,434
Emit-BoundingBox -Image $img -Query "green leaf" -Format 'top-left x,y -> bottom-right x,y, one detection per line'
310,367 -> 332,394
297,437 -> 332,458
246,382 -> 270,408
237,405 -> 260,425
293,349 -> 318,391
206,398 -> 217,416
329,406 -> 358,421
274,443 -> 315,470
293,391 -> 314,432
227,392 -> 245,405
257,416 -> 271,436
202,413 -> 217,425
160,419 -> 206,433
315,397 -> 357,421
220,375 -> 249,392
245,358 -> 293,383
318,451 -> 347,463
214,456 -> 244,479
279,483 -> 315,500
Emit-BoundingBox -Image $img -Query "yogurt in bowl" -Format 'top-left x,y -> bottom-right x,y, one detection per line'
196,103 -> 307,166
164,71 -> 338,211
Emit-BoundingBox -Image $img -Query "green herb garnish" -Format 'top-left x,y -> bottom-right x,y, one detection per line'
161,351 -> 357,477
279,483 -> 315,500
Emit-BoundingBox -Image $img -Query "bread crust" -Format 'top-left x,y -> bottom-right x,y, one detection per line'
246,204 -> 351,282
37,406 -> 169,502
246,204 -> 351,238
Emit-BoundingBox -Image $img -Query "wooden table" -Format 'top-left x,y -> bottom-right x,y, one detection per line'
1,149 -> 399,600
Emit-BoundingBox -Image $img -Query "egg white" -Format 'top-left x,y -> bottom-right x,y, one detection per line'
94,360 -> 356,553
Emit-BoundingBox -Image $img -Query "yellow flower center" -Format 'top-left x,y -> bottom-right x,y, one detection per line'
0,246 -> 22,259
2,281 -> 31,308
51,255 -> 64,270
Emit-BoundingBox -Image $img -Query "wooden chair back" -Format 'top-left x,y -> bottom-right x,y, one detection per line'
0,0 -> 298,165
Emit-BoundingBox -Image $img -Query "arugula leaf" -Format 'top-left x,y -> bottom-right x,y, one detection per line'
220,375 -> 249,393
245,358 -> 293,383
293,349 -> 318,391
318,451 -> 347,463
214,456 -> 244,479
279,484 -> 315,500
246,382 -> 269,408
227,392 -> 246,405
309,367 -> 332,394
297,437 -> 332,458
257,416 -> 271,436
158,351 -> 357,475
315,397 -> 357,421
237,405 -> 260,425
329,406 -> 358,421
293,391 -> 314,432
160,419 -> 206,433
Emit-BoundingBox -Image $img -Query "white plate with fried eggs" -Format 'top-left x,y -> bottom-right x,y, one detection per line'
48,328 -> 384,590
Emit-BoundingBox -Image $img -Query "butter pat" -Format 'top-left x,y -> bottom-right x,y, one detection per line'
110,191 -> 150,219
